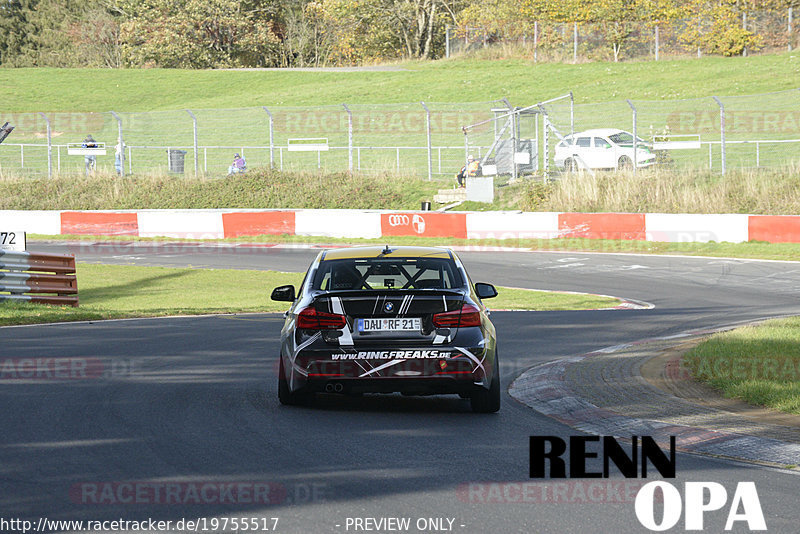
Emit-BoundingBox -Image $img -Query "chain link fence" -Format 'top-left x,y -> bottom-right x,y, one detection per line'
0,101 -> 504,178
2,90 -> 800,179
462,88 -> 800,179
447,8 -> 798,62
544,88 -> 800,175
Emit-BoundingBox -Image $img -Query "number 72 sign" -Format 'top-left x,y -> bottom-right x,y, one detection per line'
0,231 -> 26,251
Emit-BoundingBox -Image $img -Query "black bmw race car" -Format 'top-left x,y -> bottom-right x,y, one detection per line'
271,245 -> 500,413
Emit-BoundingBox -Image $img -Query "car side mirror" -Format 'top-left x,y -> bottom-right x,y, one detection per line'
271,285 -> 296,302
475,282 -> 498,299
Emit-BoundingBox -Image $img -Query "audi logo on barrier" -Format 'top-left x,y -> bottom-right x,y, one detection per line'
388,215 -> 410,226
388,214 -> 426,234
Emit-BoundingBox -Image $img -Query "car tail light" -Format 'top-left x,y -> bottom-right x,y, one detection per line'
297,307 -> 347,329
432,304 -> 481,328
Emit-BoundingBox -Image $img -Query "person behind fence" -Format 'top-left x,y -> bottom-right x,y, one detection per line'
228,153 -> 246,175
82,134 -> 97,173
455,154 -> 480,188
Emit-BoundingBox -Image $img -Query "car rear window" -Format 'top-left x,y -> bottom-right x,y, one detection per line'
593,137 -> 611,148
609,132 -> 644,145
313,258 -> 464,291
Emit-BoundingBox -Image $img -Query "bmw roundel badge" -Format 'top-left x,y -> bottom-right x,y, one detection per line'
384,302 -> 394,312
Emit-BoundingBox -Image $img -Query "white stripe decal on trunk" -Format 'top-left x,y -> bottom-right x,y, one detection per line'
398,294 -> 413,316
331,296 -> 354,346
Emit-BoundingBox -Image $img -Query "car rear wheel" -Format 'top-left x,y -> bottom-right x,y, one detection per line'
470,357 -> 500,413
564,158 -> 578,172
278,356 -> 312,406
618,156 -> 633,170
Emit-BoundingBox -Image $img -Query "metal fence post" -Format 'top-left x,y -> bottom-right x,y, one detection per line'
712,96 -> 726,175
790,7 -> 794,51
342,104 -> 353,172
573,22 -> 578,63
38,112 -> 52,178
540,107 -> 550,177
626,99 -> 637,174
445,26 -> 450,58
511,108 -> 518,181
655,25 -> 659,61
462,126 -> 470,177
110,111 -> 124,176
743,12 -> 748,57
420,102 -> 432,181
186,110 -> 198,175
569,91 -> 574,136
262,106 -> 274,168
534,21 -> 538,62
708,143 -> 712,169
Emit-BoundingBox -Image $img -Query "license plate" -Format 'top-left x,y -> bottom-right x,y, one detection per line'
358,318 -> 421,332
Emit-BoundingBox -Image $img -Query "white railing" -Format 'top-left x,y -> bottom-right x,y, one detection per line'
1,139 -> 798,176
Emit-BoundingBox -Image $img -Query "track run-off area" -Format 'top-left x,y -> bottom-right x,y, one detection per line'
2,241 -> 800,533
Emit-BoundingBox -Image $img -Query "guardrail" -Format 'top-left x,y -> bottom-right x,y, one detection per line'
0,251 -> 79,307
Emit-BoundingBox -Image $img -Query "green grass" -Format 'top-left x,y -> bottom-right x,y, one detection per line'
1,54 -> 797,179
0,263 -> 618,326
535,165 -> 800,214
492,287 -> 618,311
684,317 -> 800,415
6,164 -> 800,214
1,54 -> 798,111
0,170 -> 445,211
0,264 -> 304,326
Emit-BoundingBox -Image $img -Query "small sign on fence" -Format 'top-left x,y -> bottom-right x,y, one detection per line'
67,142 -> 107,156
652,134 -> 702,151
287,138 -> 329,152
0,231 -> 26,251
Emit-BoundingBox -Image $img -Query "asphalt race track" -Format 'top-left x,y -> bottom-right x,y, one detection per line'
2,241 -> 800,533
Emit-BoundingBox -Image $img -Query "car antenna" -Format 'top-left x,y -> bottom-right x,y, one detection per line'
381,245 -> 392,255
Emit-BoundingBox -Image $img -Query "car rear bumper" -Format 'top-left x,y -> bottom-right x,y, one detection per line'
285,345 -> 494,393
306,376 -> 483,395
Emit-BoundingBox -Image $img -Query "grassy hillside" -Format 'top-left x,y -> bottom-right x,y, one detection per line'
4,165 -> 800,214
483,165 -> 800,214
1,54 -> 798,112
0,170 -> 444,210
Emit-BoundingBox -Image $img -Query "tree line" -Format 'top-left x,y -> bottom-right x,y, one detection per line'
0,0 -> 796,68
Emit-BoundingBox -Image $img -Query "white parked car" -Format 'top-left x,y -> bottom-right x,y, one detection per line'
554,128 -> 656,171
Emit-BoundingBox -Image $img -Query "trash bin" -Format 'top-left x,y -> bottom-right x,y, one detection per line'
421,201 -> 431,211
167,149 -> 187,173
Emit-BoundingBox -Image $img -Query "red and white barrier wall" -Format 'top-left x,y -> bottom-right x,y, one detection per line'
2,209 -> 800,244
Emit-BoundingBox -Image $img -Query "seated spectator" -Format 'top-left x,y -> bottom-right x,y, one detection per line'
228,153 -> 246,175
455,155 -> 480,188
